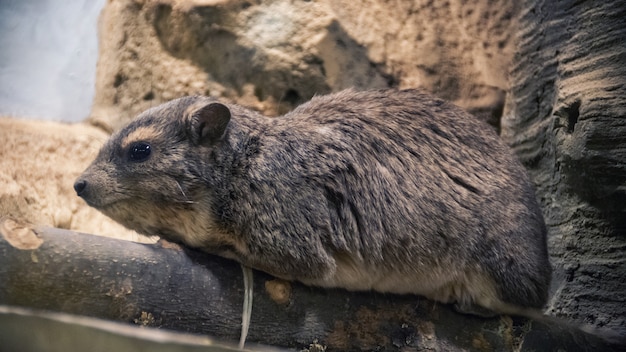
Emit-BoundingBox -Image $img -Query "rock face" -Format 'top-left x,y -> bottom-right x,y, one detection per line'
502,0 -> 626,334
90,0 -> 516,131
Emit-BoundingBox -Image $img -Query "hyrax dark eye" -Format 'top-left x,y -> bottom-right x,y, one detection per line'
128,142 -> 152,162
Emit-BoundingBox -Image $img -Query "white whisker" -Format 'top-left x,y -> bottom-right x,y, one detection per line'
175,180 -> 196,204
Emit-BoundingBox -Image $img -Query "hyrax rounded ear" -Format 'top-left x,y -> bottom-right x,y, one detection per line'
188,102 -> 231,145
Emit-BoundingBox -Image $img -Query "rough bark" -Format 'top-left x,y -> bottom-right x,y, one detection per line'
0,220 -> 621,351
501,0 -> 626,335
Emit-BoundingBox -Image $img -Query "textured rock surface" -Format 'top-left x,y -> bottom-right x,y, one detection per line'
90,0 -> 516,131
502,0 -> 626,334
326,0 -> 518,130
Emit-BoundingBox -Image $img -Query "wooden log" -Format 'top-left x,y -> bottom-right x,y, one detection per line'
0,219 -> 620,351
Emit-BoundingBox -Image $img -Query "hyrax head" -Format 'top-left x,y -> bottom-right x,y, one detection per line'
74,96 -> 231,238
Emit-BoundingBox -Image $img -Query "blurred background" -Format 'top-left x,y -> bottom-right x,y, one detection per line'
0,0 -> 104,121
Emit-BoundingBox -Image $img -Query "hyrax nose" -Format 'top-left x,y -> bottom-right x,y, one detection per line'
74,179 -> 87,197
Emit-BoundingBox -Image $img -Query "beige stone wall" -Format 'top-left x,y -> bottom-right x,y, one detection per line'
90,0 -> 517,132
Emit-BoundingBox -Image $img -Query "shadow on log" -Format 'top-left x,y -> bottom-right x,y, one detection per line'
0,220 -> 621,351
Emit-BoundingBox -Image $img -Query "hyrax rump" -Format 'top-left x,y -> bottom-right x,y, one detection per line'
75,89 -> 551,315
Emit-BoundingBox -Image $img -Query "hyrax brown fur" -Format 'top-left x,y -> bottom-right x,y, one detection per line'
75,89 -> 551,316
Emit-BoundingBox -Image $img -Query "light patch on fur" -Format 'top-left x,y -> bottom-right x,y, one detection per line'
150,205 -> 249,257
120,126 -> 162,149
304,250 -> 503,313
375,163 -> 393,180
315,126 -> 333,136
98,192 -> 249,259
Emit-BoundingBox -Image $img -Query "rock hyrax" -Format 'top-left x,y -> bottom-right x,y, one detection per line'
75,89 -> 551,316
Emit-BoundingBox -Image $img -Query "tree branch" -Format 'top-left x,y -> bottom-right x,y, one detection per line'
0,220 -> 619,351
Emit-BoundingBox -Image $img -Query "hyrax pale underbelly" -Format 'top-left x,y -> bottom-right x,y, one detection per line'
75,89 -> 551,316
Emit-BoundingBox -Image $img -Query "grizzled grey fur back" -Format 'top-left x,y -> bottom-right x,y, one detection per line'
75,89 -> 551,315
